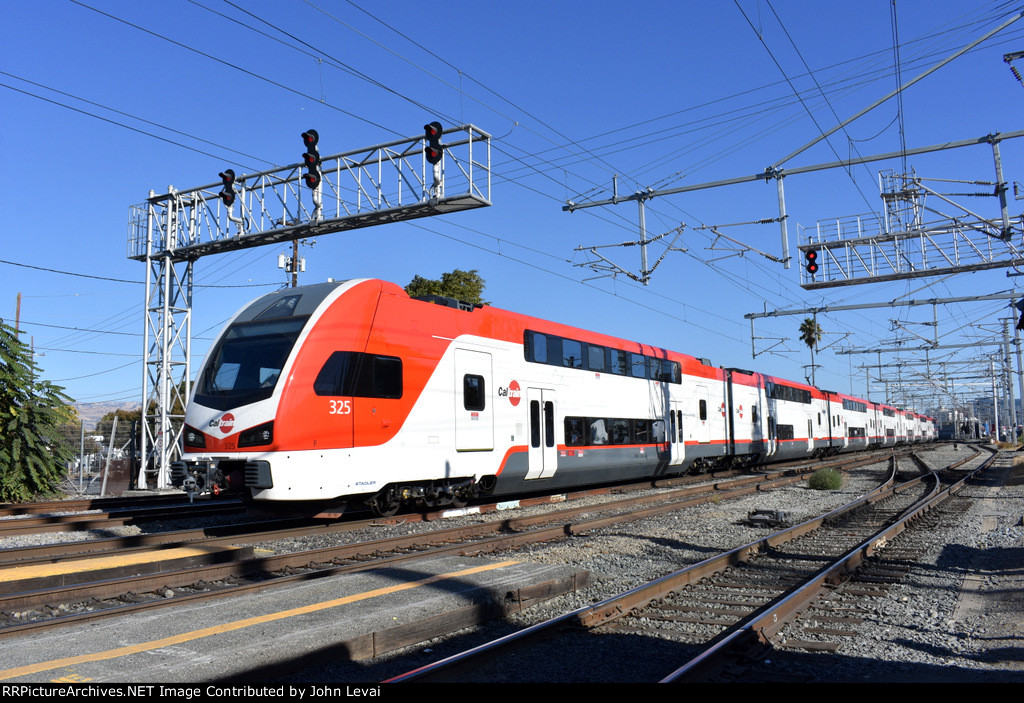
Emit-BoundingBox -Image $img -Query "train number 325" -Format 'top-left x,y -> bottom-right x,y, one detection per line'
329,400 -> 352,415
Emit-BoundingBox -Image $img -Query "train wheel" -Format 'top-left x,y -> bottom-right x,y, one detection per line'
369,488 -> 401,518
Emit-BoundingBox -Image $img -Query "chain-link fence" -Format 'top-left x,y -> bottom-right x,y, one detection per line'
56,417 -> 140,496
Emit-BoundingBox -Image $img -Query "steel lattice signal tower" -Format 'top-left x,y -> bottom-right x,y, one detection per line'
128,124 -> 492,488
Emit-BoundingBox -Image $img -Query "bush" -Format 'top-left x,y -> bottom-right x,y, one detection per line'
0,321 -> 76,502
808,467 -> 843,490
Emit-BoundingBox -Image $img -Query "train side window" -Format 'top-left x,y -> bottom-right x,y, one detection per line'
562,339 -> 583,369
369,356 -> 403,398
314,352 -> 402,399
530,401 -> 541,448
634,419 -> 651,443
658,360 -> 681,384
609,349 -> 629,375
463,375 -> 485,411
544,401 -> 555,447
699,399 -> 707,421
652,419 -> 666,443
587,344 -> 606,372
676,410 -> 683,441
526,331 -> 548,364
565,417 -> 586,446
752,405 -> 758,423
630,353 -> 647,379
589,418 -> 608,445
609,418 -> 631,444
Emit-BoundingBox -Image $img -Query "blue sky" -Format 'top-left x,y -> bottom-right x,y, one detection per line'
2,0 -> 1023,418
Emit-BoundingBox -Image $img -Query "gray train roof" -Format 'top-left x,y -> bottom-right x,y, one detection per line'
233,280 -> 350,324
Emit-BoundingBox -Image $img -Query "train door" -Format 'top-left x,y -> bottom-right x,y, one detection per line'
696,385 -> 711,444
526,387 -> 557,479
669,400 -> 685,466
455,349 -> 494,452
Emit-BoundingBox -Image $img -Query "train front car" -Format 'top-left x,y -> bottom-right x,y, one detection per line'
174,280 -> 355,500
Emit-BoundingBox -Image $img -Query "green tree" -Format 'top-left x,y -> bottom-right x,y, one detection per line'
405,269 -> 488,305
799,317 -> 823,386
0,321 -> 77,501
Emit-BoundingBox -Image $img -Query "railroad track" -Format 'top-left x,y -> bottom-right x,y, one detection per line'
0,493 -> 201,518
0,497 -> 248,538
383,445 -> 994,683
0,455 -> 873,642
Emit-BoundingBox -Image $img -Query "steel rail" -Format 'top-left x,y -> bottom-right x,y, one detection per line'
382,456 -> 905,683
659,446 -> 997,682
0,463 -> 836,640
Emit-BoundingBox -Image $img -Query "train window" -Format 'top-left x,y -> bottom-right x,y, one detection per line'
530,401 -> 541,448
587,344 -> 606,372
752,405 -> 758,423
817,413 -> 821,426
677,410 -> 683,441
369,356 -> 403,398
777,424 -> 794,440
699,400 -> 707,421
590,418 -> 609,445
630,353 -> 648,379
565,417 -> 586,446
609,349 -> 629,375
525,331 -> 548,364
657,359 -> 681,384
609,419 -> 631,444
670,412 -> 676,441
197,316 -> 308,410
652,419 -> 666,443
314,352 -> 402,399
463,375 -> 485,411
633,419 -> 651,443
562,339 -> 583,369
544,401 -> 555,447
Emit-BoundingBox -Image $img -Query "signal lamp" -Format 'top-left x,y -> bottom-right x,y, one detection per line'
218,168 -> 236,207
424,121 -> 443,165
301,129 -> 321,189
804,249 -> 819,275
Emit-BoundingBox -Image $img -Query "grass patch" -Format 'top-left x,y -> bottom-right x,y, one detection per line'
808,467 -> 843,490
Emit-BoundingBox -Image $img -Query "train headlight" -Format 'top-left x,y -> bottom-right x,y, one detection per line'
183,425 -> 206,449
238,421 -> 274,448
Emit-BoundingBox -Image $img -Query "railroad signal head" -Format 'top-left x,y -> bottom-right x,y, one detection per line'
424,121 -> 443,165
301,129 -> 321,189
804,248 -> 819,275
218,168 -> 236,207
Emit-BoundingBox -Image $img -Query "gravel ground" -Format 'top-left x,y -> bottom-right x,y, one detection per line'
4,444 -> 1020,683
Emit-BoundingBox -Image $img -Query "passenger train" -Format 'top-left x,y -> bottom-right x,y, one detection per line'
173,278 -> 936,515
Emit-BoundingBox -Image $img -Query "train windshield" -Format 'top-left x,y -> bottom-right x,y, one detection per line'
194,316 -> 308,410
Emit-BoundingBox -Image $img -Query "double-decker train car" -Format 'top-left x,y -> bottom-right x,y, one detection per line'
173,278 -> 936,515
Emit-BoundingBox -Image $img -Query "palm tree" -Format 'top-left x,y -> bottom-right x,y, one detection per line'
799,317 -> 823,385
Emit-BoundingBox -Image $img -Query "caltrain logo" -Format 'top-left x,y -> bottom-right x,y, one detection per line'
208,413 -> 235,434
498,380 -> 522,406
